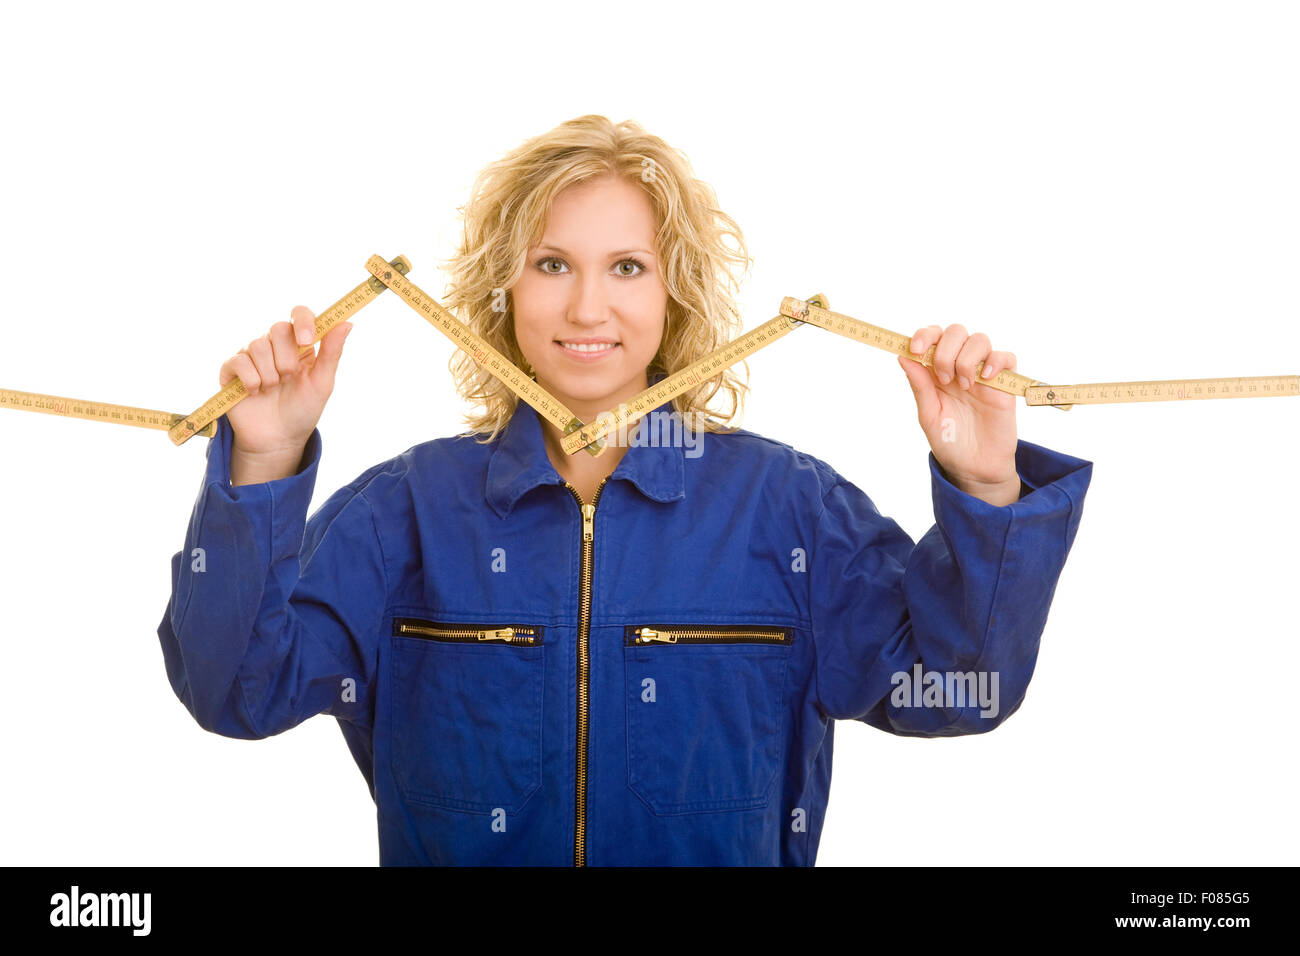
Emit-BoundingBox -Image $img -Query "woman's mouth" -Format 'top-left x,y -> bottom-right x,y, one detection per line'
554,341 -> 621,362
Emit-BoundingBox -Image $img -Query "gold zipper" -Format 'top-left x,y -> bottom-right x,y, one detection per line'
393,619 -> 540,645
629,626 -> 792,645
564,475 -> 609,868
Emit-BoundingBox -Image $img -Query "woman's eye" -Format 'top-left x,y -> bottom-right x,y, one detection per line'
615,259 -> 645,277
538,257 -> 566,275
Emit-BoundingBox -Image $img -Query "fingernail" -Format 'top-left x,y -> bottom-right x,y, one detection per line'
958,375 -> 970,389
938,371 -> 951,384
910,338 -> 923,353
981,364 -> 995,378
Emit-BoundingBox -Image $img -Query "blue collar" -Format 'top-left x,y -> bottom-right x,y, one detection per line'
485,378 -> 687,517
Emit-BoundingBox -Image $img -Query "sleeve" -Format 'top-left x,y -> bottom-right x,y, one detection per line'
807,437 -> 1092,735
156,413 -> 389,740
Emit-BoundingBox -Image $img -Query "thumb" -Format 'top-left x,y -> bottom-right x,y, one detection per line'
897,353 -> 942,425
309,321 -> 352,389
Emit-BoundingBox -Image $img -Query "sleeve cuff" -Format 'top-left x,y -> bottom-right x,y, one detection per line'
928,438 -> 1093,516
204,413 -> 322,508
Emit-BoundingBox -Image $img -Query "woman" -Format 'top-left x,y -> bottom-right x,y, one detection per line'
157,114 -> 1093,865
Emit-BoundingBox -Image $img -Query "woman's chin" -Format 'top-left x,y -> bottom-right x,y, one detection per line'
538,370 -> 634,405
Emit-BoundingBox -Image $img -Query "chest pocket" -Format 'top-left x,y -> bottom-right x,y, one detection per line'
623,623 -> 793,814
389,615 -> 545,814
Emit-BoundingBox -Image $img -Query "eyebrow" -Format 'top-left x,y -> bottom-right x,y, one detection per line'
535,244 -> 656,258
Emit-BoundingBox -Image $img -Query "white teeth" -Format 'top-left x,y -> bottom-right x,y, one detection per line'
560,342 -> 617,353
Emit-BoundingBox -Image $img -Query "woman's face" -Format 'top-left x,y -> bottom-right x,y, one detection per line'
512,174 -> 668,419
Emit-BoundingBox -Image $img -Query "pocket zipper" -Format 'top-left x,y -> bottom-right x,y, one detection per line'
394,618 -> 542,645
627,625 -> 792,645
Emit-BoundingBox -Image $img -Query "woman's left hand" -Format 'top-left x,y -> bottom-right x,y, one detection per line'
897,324 -> 1021,506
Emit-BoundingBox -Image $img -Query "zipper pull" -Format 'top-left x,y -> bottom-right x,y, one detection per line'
637,628 -> 677,643
582,503 -> 595,542
478,628 -> 516,641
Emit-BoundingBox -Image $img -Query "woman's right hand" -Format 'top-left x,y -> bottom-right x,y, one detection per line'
220,306 -> 353,460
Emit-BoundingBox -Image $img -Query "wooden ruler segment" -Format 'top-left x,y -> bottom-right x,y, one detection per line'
361,254 -> 606,457
167,255 -> 412,445
0,387 -> 217,438
781,296 -> 1299,410
556,295 -> 827,456
1025,376 -> 1300,406
779,296 -> 1054,404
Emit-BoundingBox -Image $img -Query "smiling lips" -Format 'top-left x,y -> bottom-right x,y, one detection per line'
556,340 -> 620,361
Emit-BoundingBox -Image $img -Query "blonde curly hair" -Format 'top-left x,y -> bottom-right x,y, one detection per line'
437,114 -> 754,443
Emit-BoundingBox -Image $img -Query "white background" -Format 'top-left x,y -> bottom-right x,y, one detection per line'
1,0 -> 1295,866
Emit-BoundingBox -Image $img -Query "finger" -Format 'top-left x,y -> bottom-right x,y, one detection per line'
908,325 -> 942,357
269,321 -> 307,377
898,353 -> 942,425
291,305 -> 317,347
932,324 -> 967,385
247,333 -> 280,390
308,320 -> 353,391
954,332 -> 991,389
980,349 -> 1009,380
221,352 -> 260,393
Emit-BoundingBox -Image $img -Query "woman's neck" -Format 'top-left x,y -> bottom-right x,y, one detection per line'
542,424 -> 628,504
533,373 -> 656,502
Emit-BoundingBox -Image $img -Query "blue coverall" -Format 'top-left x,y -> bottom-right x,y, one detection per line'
157,389 -> 1093,865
